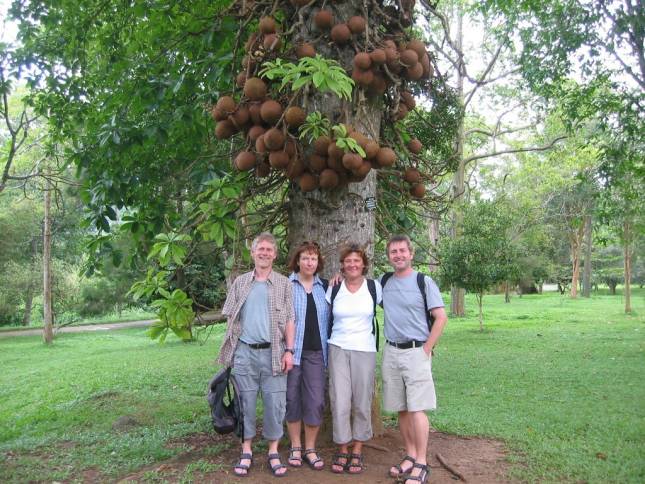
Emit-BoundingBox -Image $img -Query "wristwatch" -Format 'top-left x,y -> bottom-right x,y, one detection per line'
285,348 -> 294,354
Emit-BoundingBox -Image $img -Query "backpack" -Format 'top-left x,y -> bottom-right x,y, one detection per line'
328,279 -> 379,350
206,367 -> 244,439
381,272 -> 435,333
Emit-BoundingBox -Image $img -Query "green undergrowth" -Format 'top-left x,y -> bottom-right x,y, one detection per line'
0,289 -> 643,482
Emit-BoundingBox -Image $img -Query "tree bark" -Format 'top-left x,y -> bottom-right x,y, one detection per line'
477,292 -> 483,332
569,222 -> 584,299
450,4 -> 466,316
287,2 -> 383,440
504,281 -> 510,303
428,217 -> 440,273
582,214 -> 592,297
43,178 -> 54,344
623,220 -> 632,313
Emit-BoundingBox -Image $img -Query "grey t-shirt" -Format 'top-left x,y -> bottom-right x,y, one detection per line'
239,281 -> 271,344
379,271 -> 444,343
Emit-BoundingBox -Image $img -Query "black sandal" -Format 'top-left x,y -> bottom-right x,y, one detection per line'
267,453 -> 287,477
347,453 -> 364,474
233,452 -> 253,477
303,448 -> 324,470
389,454 -> 416,478
331,452 -> 349,474
404,463 -> 430,484
287,446 -> 303,467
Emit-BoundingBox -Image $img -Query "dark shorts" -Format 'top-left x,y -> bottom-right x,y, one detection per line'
285,350 -> 325,426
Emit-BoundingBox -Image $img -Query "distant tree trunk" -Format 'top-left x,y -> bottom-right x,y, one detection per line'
538,282 -> 543,294
476,291 -> 483,332
450,4 -> 466,317
569,222 -> 584,299
608,281 -> 617,295
22,287 -> 34,326
428,217 -> 440,273
504,281 -> 511,303
623,220 -> 632,313
43,178 -> 54,344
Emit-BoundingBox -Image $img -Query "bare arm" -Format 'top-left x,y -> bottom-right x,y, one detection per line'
424,307 -> 448,356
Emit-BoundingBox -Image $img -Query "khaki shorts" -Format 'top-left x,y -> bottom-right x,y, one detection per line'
382,344 -> 436,412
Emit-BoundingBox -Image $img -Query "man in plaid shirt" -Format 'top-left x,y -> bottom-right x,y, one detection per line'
218,232 -> 295,477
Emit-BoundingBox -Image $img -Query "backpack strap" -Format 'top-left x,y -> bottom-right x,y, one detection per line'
319,277 -> 329,293
327,283 -> 342,337
379,272 -> 394,307
367,279 -> 379,351
417,272 -> 435,333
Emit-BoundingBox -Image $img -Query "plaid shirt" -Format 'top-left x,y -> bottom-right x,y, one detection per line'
217,269 -> 295,376
289,272 -> 331,367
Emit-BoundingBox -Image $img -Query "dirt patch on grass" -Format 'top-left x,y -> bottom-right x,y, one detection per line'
118,428 -> 514,483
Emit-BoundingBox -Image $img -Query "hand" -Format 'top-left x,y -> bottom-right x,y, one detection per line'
281,351 -> 294,372
329,272 -> 343,286
423,343 -> 433,357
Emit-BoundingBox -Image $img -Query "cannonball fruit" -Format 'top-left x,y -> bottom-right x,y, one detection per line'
296,43 -> 316,58
235,151 -> 256,171
263,128 -> 285,151
244,78 -> 267,101
299,172 -> 318,192
353,52 -> 372,70
407,139 -> 423,154
348,16 -> 366,34
376,147 -> 396,167
319,169 -> 339,189
259,16 -> 276,35
260,100 -> 283,125
268,150 -> 290,169
314,10 -> 333,30
410,183 -> 426,198
314,136 -> 331,156
404,167 -> 421,183
285,106 -> 306,128
370,49 -> 386,65
331,24 -> 351,44
400,49 -> 419,67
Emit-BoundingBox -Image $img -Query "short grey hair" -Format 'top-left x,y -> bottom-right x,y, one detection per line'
251,232 -> 278,251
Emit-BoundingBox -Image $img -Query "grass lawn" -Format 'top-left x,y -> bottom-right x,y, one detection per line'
0,289 -> 643,482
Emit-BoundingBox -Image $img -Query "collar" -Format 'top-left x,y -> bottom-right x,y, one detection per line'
251,269 -> 275,284
289,272 -> 323,286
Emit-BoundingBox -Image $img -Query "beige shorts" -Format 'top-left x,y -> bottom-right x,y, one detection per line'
382,344 -> 436,412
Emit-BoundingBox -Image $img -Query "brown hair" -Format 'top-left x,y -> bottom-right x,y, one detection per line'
287,241 -> 325,273
339,243 -> 369,275
386,234 -> 413,253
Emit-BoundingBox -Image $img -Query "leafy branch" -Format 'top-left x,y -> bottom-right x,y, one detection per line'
259,55 -> 354,100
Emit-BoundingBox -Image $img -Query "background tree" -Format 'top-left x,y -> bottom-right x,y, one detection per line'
438,199 -> 519,330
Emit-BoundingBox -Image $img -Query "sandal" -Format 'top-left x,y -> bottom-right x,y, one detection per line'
303,448 -> 324,470
389,454 -> 416,478
267,453 -> 287,477
287,446 -> 303,468
233,452 -> 253,477
330,452 -> 349,474
347,453 -> 364,474
404,463 -> 430,484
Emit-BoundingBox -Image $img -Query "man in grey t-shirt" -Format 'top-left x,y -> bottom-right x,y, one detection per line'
379,234 -> 448,484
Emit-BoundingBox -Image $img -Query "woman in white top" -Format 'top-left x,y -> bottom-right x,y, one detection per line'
326,244 -> 382,474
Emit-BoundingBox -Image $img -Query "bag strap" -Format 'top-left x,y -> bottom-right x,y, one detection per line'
367,279 -> 379,351
416,272 -> 435,333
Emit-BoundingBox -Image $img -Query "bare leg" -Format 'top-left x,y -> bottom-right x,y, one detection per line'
303,423 -> 324,469
404,411 -> 430,483
268,439 -> 287,476
286,420 -> 302,466
389,411 -> 416,476
234,439 -> 253,476
348,441 -> 364,473
332,443 -> 350,473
